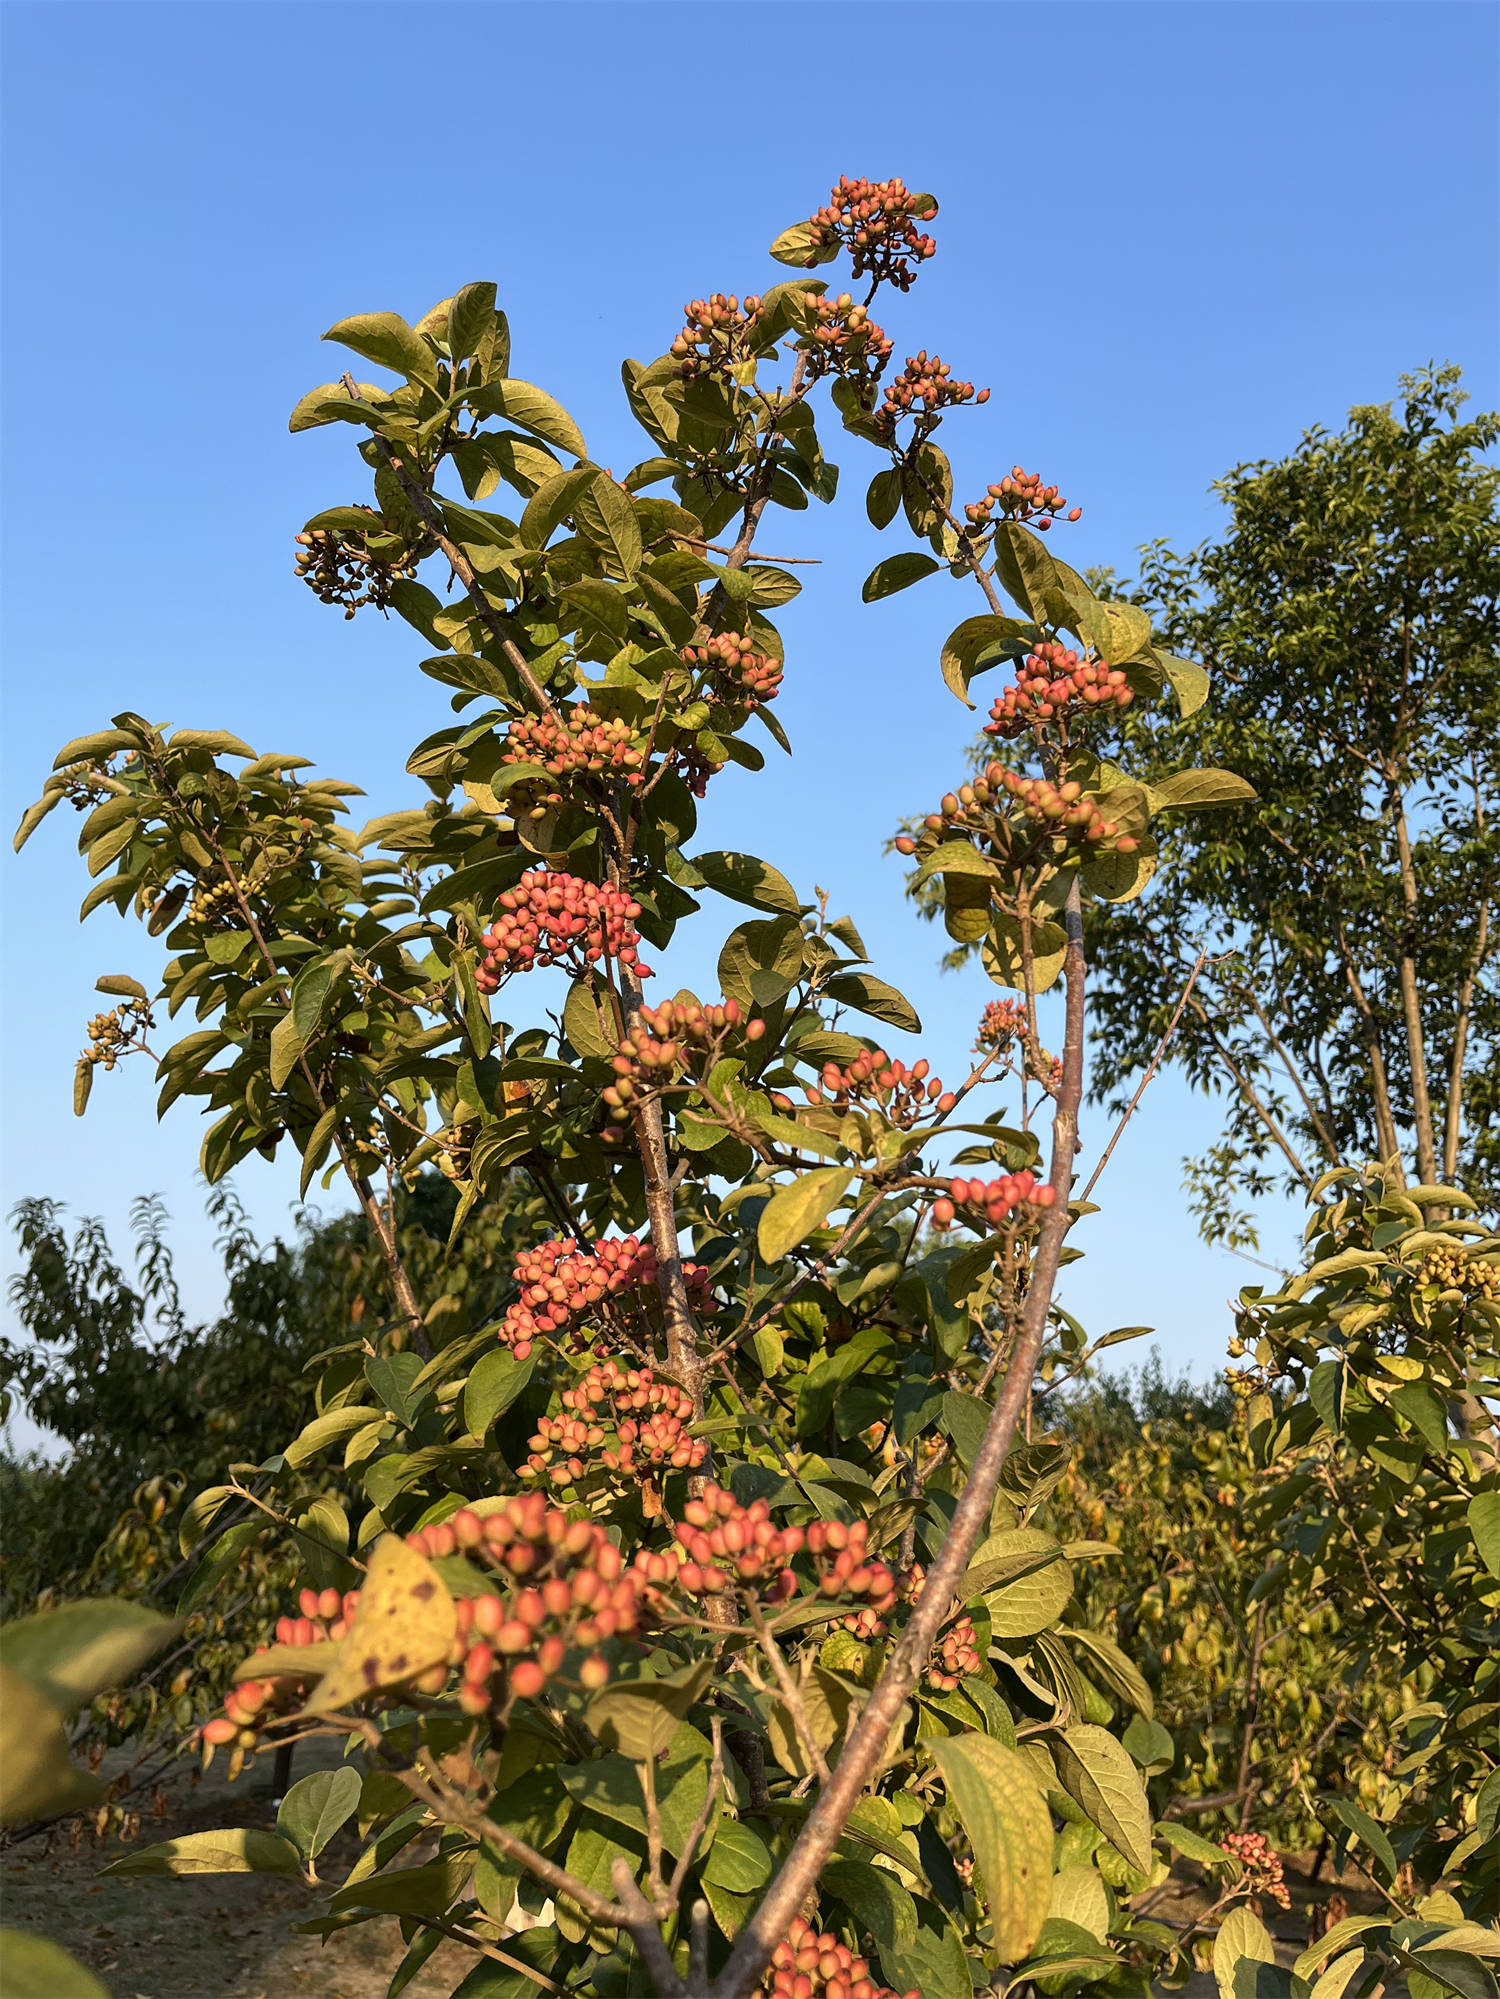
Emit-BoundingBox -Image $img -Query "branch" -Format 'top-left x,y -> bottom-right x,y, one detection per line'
1081,946 -> 1212,1203
710,877 -> 1089,1999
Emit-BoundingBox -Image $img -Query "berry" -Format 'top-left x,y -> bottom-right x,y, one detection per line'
976,998 -> 1028,1053
798,175 -> 939,293
497,1236 -> 717,1360
984,641 -> 1133,739
475,871 -> 649,991
1219,1830 -> 1291,1910
764,1916 -> 917,1999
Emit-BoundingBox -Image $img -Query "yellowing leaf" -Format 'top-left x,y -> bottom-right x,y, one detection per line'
0,1666 -> 100,1822
929,1735 -> 1052,1961
1053,1724 -> 1153,1874
307,1536 -> 455,1711
758,1167 -> 853,1263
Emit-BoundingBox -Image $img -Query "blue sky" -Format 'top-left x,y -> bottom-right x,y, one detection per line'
3,1 -> 1496,1434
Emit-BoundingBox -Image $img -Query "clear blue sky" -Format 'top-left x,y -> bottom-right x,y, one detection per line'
3,1 -> 1496,1434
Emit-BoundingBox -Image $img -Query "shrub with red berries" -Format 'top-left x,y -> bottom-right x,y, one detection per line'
984,640 -> 1134,739
498,1234 -> 717,1360
930,1170 -> 1056,1233
764,1918 -> 918,1999
475,870 -> 649,991
521,1358 -> 705,1503
796,174 -> 938,292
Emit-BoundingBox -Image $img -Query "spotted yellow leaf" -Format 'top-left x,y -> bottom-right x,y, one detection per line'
307,1535 -> 455,1712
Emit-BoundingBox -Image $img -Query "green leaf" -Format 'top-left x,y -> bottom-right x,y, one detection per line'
702,1819 -> 773,1893
968,1528 -> 1074,1637
866,468 -> 902,529
277,1766 -> 362,1865
563,977 -> 612,1061
1053,1725 -> 1153,1873
168,728 -> 257,758
758,1167 -> 854,1262
467,379 -> 586,460
690,850 -> 804,916
718,914 -> 805,1010
1468,1491 -> 1500,1577
862,552 -> 940,602
73,1057 -> 93,1117
586,1661 -> 715,1759
178,1519 -> 262,1613
0,1930 -> 109,1998
464,1350 -> 535,1437
104,1828 -> 302,1876
1048,1864 -> 1110,1941
0,1600 -> 176,1714
1323,1795 -> 1397,1882
1293,1919 -> 1389,1983
322,311 -> 437,386
1148,767 -> 1257,811
1064,1627 -> 1155,1719
1214,1906 -> 1277,1999
574,473 -> 642,581
284,1404 -> 381,1468
940,1390 -> 992,1470
0,1665 -> 101,1821
820,970 -> 921,1033
769,219 -> 839,267
448,281 -> 498,363
982,914 -> 1068,996
328,1857 -> 472,1917
1161,653 -> 1210,715
939,614 -> 1034,707
929,1735 -> 1052,1961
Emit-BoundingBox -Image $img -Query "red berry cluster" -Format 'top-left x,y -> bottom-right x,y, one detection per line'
984,641 -> 1134,739
475,871 -> 649,992
964,467 -> 1082,533
664,1484 -> 898,1615
521,1359 -> 705,1490
800,291 -> 894,380
787,1049 -> 956,1130
928,1613 -> 983,1691
996,768 -> 1138,849
670,293 -> 766,376
876,351 -> 988,433
499,1235 -> 716,1359
764,1917 -> 917,1999
682,632 -> 785,708
502,704 -> 649,813
601,995 -> 764,1130
413,1498 -> 643,1708
931,1170 -> 1057,1231
1219,1830 -> 1292,1910
976,998 -> 1029,1052
800,175 -> 938,292
202,1587 -> 357,1748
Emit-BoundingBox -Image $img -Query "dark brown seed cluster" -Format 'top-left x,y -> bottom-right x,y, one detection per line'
294,510 -> 423,619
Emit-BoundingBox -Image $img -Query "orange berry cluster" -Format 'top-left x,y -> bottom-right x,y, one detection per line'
800,291 -> 894,380
799,1049 -> 957,1129
877,351 -> 988,432
995,768 -> 1138,849
294,514 -> 423,619
984,641 -> 1134,738
203,1588 -> 357,1747
931,1170 -> 1057,1231
964,467 -> 1082,533
499,1235 -> 716,1360
670,293 -> 765,377
976,998 -> 1029,1052
81,998 -> 154,1072
665,1485 -> 898,1614
601,996 -> 763,1128
521,1359 -> 705,1489
765,1918 -> 917,1999
801,175 -> 938,292
502,704 -> 649,810
928,1612 -> 983,1690
683,631 -> 785,707
1219,1830 -> 1291,1910
413,1498 -> 642,1708
475,871 -> 649,992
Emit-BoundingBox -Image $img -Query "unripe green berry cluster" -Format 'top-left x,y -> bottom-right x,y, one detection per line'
475,870 -> 649,992
81,998 -> 154,1071
499,1234 -> 717,1360
964,466 -> 1082,533
521,1358 -> 705,1490
1419,1246 -> 1499,1299
984,640 -> 1133,738
801,175 -> 938,292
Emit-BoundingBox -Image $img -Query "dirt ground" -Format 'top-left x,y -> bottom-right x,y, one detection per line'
2,1741 -> 1387,1999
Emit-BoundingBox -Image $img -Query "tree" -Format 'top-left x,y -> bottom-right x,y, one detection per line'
1087,369 -> 1499,1246
14,178 -> 1488,1999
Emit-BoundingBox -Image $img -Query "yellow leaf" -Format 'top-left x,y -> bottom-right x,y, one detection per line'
307,1536 -> 455,1712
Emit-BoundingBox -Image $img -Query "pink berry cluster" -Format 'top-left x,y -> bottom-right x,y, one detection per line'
931,1170 -> 1057,1231
408,1498 -> 644,1709
202,1587 -> 359,1748
984,641 -> 1134,739
928,1613 -> 983,1691
800,175 -> 938,292
670,293 -> 765,377
521,1359 -> 705,1490
498,1235 -> 716,1359
876,351 -> 988,433
475,871 -> 649,992
764,1917 -> 917,1999
800,291 -> 894,380
683,631 -> 785,707
502,704 -> 649,810
662,1484 -> 898,1615
780,1049 -> 956,1130
1219,1830 -> 1291,1910
964,467 -> 1082,533
976,998 -> 1029,1052
996,768 -> 1138,850
601,995 -> 766,1135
